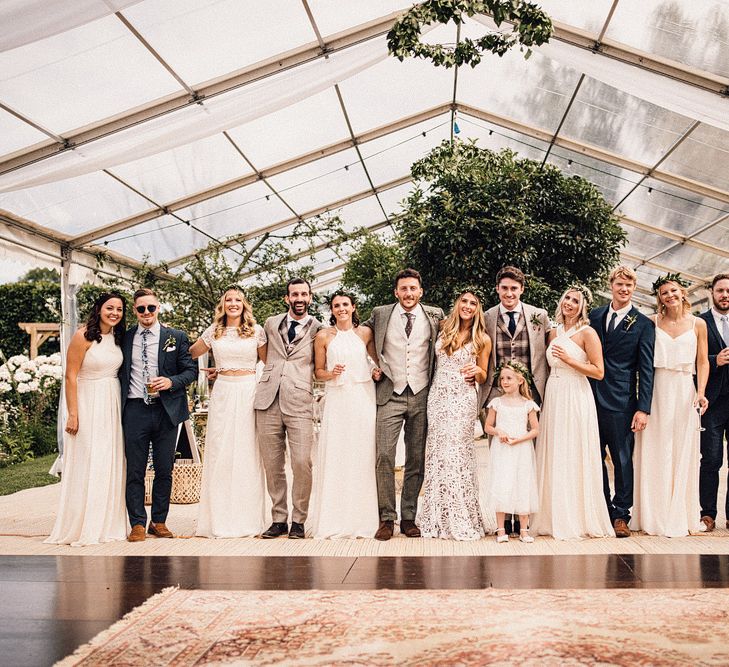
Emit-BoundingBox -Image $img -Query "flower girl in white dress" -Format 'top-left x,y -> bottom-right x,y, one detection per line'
485,361 -> 540,543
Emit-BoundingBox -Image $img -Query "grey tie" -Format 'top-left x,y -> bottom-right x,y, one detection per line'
141,328 -> 152,404
721,315 -> 729,346
404,312 -> 415,338
607,312 -> 618,335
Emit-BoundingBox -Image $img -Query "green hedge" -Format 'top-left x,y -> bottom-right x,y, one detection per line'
0,281 -> 61,357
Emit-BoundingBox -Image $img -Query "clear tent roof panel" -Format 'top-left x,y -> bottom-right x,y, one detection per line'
376,181 -> 418,218
457,37 -> 581,133
110,133 -> 254,205
0,109 -> 49,158
694,220 -> 729,248
659,123 -> 729,195
456,117 -> 552,163
308,0 -> 412,37
604,0 -> 729,80
623,226 -> 676,258
103,213 -> 212,264
530,0 -> 615,33
122,0 -> 317,87
0,170 -> 153,235
265,148 -> 370,214
224,88 -> 352,171
337,44 -> 453,135
558,76 -> 694,166
616,177 -> 728,236
165,180 -> 293,243
657,244 -> 727,281
0,15 -> 182,135
327,195 -> 389,231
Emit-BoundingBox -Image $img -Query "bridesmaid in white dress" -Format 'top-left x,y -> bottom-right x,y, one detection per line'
417,288 -> 494,540
311,291 -> 380,539
190,287 -> 267,538
46,293 -> 128,546
631,275 -> 709,537
534,286 -> 614,540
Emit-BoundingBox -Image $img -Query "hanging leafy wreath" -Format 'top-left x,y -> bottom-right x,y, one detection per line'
387,0 -> 553,68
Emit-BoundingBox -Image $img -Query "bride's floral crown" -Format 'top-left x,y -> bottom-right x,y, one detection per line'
453,284 -> 487,305
651,272 -> 689,295
567,283 -> 593,307
494,359 -> 533,386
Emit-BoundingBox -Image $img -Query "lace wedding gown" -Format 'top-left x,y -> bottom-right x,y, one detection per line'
533,325 -> 614,540
631,320 -> 702,537
418,339 -> 493,540
195,325 -> 267,538
310,328 -> 378,539
46,334 -> 127,546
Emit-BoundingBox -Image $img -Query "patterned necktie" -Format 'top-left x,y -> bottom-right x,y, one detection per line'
507,311 -> 517,337
404,312 -> 415,338
287,320 -> 299,343
721,315 -> 729,346
607,312 -> 618,335
141,328 -> 152,404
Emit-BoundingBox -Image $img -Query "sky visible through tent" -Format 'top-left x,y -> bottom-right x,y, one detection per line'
1,0 -> 728,311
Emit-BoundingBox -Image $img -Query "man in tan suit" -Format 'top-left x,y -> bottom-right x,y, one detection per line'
254,278 -> 322,539
363,269 -> 444,541
482,266 -> 549,406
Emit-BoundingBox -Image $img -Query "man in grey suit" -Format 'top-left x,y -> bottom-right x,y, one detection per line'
254,278 -> 323,539
363,268 -> 444,541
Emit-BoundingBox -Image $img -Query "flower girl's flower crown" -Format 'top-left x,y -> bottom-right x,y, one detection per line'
494,359 -> 533,387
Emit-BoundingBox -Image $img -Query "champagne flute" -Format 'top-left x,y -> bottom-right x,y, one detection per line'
696,404 -> 705,432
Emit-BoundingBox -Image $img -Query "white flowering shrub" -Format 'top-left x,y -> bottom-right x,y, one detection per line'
0,352 -> 62,465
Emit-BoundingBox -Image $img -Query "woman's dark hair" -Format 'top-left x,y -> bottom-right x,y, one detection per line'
328,290 -> 360,326
84,292 -> 127,346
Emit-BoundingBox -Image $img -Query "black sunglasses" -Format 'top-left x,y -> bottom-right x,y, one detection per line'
136,305 -> 158,314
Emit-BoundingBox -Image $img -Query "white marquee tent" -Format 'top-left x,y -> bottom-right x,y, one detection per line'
1,0 -> 728,331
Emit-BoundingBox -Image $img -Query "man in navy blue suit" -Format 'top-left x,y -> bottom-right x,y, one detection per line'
589,266 -> 655,537
698,274 -> 729,531
119,288 -> 197,542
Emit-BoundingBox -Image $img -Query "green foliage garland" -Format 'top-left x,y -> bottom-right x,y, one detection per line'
387,0 -> 553,68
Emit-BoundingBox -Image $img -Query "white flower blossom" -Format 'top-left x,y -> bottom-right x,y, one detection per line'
13,370 -> 31,382
7,355 -> 27,369
0,381 -> 11,393
27,380 -> 40,392
0,366 -> 10,381
20,360 -> 38,372
48,353 -> 62,364
35,355 -> 49,365
16,382 -> 30,393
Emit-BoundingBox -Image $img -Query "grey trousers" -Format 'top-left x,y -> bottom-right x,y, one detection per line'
256,395 -> 313,524
375,386 -> 428,522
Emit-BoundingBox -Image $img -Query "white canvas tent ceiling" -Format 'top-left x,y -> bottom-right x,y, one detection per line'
1,0 -> 728,307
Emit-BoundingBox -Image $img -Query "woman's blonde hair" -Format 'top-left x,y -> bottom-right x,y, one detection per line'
213,287 -> 256,339
554,285 -> 591,329
655,280 -> 691,315
439,290 -> 489,356
496,361 -> 533,400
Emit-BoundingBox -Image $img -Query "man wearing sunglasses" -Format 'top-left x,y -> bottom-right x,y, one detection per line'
119,288 -> 197,542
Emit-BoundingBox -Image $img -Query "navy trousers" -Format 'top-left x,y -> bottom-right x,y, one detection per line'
596,406 -> 635,523
699,394 -> 729,521
123,398 -> 177,527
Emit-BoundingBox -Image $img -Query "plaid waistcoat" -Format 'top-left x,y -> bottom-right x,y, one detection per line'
494,316 -> 531,370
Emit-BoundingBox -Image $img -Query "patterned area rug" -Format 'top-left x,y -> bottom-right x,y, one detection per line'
59,588 -> 729,666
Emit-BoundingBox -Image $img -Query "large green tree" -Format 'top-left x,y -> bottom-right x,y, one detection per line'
346,140 -> 626,312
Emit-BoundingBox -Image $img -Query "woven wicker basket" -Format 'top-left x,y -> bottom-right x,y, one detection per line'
143,459 -> 203,505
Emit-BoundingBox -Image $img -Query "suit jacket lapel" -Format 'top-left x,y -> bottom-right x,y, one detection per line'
123,326 -> 136,377
157,326 -> 168,372
486,308 -> 498,366
594,306 -> 607,347
606,306 -> 638,348
703,311 -> 724,348
377,305 -> 396,356
272,314 -> 288,357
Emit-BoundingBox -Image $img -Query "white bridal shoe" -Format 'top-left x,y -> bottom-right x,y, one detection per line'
519,530 -> 534,543
496,529 -> 509,543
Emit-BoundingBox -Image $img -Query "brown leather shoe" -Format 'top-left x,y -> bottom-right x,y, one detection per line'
400,519 -> 421,538
148,521 -> 174,538
127,525 -> 146,542
701,516 -> 716,532
374,520 -> 394,541
613,518 -> 631,538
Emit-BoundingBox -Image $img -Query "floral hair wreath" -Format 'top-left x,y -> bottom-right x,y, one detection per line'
224,284 -> 247,298
567,283 -> 593,307
494,359 -> 533,387
454,284 -> 487,305
651,273 -> 689,296
327,288 -> 358,306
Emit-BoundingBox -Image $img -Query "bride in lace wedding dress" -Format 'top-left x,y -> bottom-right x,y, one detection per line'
418,289 -> 496,540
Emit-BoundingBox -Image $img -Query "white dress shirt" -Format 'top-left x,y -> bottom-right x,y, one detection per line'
712,308 -> 729,345
499,302 -> 524,327
128,321 -> 160,399
607,302 -> 632,331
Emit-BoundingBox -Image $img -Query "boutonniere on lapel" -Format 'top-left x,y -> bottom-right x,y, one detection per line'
624,314 -> 638,332
529,312 -> 542,332
163,335 -> 177,352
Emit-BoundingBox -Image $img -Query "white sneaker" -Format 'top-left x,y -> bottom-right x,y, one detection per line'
519,530 -> 534,543
496,529 -> 509,543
